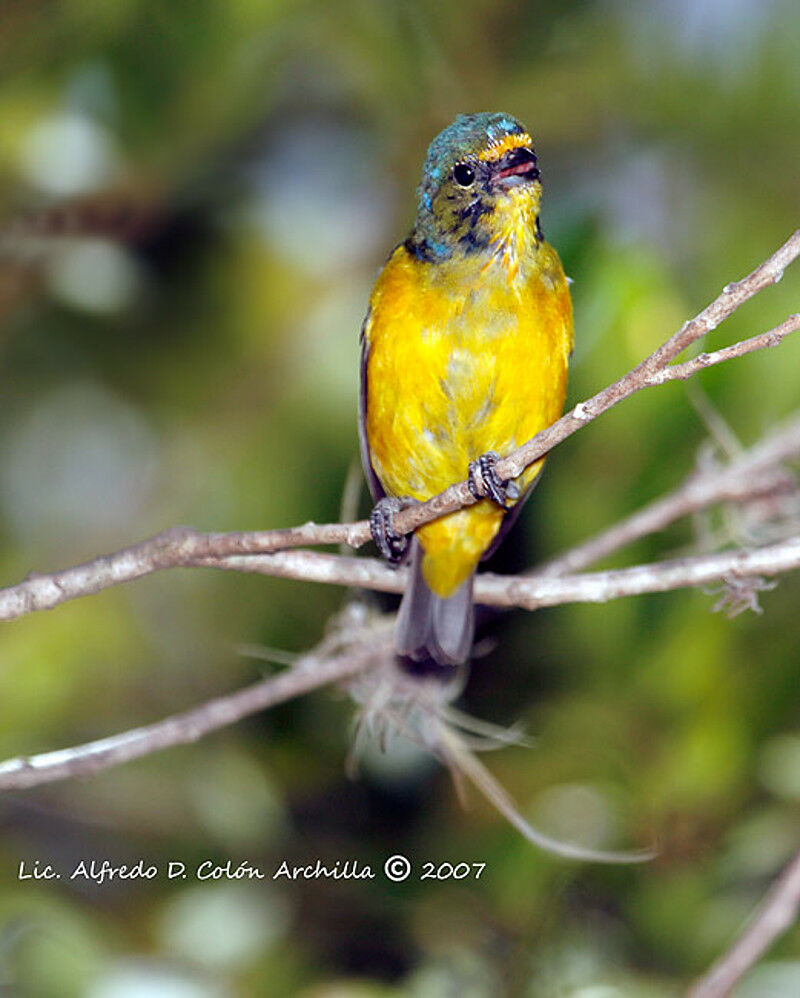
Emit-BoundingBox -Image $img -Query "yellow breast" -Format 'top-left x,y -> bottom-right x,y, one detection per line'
363,240 -> 572,596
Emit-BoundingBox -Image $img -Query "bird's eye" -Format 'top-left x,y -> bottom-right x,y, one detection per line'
453,163 -> 475,187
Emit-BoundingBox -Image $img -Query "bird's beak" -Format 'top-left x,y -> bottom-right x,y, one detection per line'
491,146 -> 540,189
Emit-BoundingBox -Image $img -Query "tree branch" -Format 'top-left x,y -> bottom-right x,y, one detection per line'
3,537 -> 800,795
0,610 -> 391,791
649,314 -> 800,385
0,523 -> 365,621
0,456 -> 797,624
475,537 -> 800,609
9,521 -> 794,617
687,847 -> 800,998
194,535 -> 800,611
538,411 -> 800,578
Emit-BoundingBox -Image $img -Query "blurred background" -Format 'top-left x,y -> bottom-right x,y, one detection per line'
0,1 -> 799,995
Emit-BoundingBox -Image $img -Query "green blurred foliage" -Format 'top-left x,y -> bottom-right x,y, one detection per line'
0,1 -> 799,995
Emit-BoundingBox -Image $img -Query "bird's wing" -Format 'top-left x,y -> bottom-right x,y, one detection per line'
358,307 -> 385,503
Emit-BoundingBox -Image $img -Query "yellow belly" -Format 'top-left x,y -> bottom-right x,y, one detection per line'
364,242 -> 572,596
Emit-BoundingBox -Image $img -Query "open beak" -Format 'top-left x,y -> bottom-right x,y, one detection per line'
492,146 -> 540,189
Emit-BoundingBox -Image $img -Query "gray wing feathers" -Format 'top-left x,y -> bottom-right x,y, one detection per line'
358,309 -> 385,503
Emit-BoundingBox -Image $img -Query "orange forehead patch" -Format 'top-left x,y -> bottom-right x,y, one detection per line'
477,132 -> 533,162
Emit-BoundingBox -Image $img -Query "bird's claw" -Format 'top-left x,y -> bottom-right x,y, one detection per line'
468,451 -> 519,508
370,497 -> 413,564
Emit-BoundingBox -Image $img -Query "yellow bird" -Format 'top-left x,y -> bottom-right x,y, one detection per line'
359,112 -> 573,670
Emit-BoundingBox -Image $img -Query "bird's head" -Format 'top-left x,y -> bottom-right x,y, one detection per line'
409,112 -> 542,262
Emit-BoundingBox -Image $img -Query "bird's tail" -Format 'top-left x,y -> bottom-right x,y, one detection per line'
396,539 -> 475,673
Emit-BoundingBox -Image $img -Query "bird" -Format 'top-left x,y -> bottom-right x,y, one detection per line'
359,112 -> 573,672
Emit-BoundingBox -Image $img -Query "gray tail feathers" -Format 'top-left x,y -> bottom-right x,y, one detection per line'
396,540 -> 475,670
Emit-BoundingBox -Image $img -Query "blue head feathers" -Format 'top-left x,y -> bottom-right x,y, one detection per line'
408,113 -> 540,262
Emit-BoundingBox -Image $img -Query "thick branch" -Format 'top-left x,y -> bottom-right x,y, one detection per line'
687,848 -> 800,998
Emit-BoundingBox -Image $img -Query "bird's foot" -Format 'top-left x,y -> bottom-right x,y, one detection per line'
468,451 -> 520,508
369,497 -> 415,564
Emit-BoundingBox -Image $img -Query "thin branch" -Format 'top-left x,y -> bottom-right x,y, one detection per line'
3,541 -> 800,800
538,411 -> 800,578
0,612 -> 391,791
0,523 -> 363,622
195,549 -> 405,592
0,197 -> 160,257
3,528 -> 800,626
197,535 -> 800,611
650,314 -> 800,385
687,847 -> 800,998
474,537 -> 800,609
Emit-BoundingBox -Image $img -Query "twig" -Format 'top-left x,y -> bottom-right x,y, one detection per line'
538,411 -> 800,577
687,847 -> 800,998
3,403 -> 797,621
0,610 -> 391,791
650,314 -> 800,385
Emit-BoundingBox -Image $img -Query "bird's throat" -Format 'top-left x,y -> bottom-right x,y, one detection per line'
409,185 -> 542,273
484,189 -> 542,277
